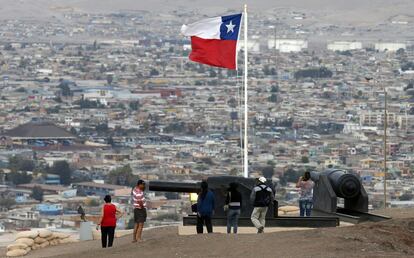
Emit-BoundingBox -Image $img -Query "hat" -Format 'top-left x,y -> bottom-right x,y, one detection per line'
258,177 -> 267,183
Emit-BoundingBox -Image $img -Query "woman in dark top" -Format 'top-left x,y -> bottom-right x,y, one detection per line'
225,182 -> 242,234
196,181 -> 215,234
98,195 -> 123,248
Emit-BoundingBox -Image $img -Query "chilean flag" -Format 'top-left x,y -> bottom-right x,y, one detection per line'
181,13 -> 242,70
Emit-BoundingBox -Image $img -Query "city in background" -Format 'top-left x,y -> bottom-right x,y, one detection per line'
0,1 -> 413,239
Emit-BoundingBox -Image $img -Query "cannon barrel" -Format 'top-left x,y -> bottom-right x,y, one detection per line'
311,169 -> 361,199
148,181 -> 200,193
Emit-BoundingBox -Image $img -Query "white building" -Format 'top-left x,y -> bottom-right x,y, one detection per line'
237,40 -> 260,53
327,41 -> 362,51
268,39 -> 308,53
375,43 -> 406,52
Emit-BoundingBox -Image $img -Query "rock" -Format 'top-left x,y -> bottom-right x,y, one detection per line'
6,249 -> 28,257
7,243 -> 28,251
38,229 -> 52,238
15,238 -> 34,247
15,231 -> 38,240
34,237 -> 47,244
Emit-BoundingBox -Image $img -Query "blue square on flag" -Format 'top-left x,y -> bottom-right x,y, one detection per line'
181,13 -> 242,69
220,14 -> 242,40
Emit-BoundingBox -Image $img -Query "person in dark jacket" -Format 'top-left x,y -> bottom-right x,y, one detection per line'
196,181 -> 215,234
250,177 -> 274,233
225,182 -> 242,234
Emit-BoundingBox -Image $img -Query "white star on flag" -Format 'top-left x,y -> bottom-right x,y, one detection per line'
225,21 -> 236,33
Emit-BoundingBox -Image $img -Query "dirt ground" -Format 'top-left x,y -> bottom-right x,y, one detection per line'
2,208 -> 414,258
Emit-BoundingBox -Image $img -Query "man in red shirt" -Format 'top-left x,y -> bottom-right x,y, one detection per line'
132,180 -> 147,242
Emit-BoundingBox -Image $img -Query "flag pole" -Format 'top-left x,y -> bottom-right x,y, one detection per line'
243,4 -> 248,178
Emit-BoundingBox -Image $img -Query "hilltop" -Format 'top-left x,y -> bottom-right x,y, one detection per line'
5,208 -> 413,258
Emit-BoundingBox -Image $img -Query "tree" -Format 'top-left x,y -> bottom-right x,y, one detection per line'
107,165 -> 137,187
7,171 -> 32,185
294,67 -> 333,79
8,156 -> 35,172
31,186 -> 44,202
400,193 -> 413,201
268,93 -> 278,103
267,160 -> 276,167
301,156 -> 309,163
58,81 -> 72,96
279,168 -> 303,185
15,87 -> 26,93
129,100 -> 140,111
208,96 -> 215,102
49,161 -> 72,185
0,197 -> 15,210
107,136 -> 115,147
229,168 -> 239,176
262,166 -> 274,178
106,74 -> 113,85
270,85 -> 279,93
227,97 -> 237,108
150,68 -> 159,76
209,69 -> 217,77
70,127 -> 77,135
95,123 -> 109,133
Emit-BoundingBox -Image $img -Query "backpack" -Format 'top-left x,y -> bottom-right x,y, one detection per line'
256,185 -> 272,207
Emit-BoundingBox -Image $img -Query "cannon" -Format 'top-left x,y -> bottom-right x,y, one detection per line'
149,176 -> 276,218
310,169 -> 368,214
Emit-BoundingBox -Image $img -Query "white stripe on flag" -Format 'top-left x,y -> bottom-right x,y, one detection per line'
181,16 -> 222,39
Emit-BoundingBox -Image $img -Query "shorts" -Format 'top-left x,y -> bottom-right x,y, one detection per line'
134,208 -> 147,223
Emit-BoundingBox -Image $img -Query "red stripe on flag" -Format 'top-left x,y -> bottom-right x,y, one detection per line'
189,36 -> 237,70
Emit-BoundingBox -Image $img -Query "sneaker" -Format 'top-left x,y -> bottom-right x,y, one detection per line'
257,227 -> 264,234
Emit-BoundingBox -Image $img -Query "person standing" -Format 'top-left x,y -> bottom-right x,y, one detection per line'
250,177 -> 274,233
296,171 -> 315,217
98,195 -> 123,248
132,180 -> 147,242
225,182 -> 242,234
196,181 -> 215,234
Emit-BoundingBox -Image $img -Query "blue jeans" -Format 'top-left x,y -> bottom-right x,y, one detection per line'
299,199 -> 313,217
227,209 -> 241,233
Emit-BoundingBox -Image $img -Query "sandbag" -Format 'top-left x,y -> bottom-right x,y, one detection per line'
38,229 -> 52,238
279,206 -> 299,212
59,237 -> 78,244
34,237 -> 47,244
6,249 -> 28,257
92,229 -> 101,240
115,229 -> 133,238
7,243 -> 28,251
39,241 -> 49,248
46,235 -> 56,241
15,231 -> 38,240
24,247 -> 31,253
31,244 -> 41,250
15,238 -> 34,247
53,232 -> 70,239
